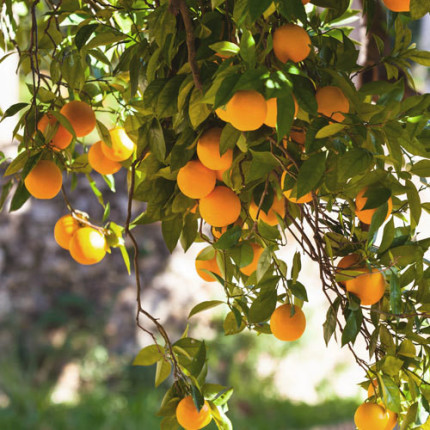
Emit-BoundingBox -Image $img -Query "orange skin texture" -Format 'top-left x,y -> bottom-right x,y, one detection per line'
215,106 -> 231,122
281,171 -> 313,204
355,187 -> 393,225
69,227 -> 107,265
270,304 -> 306,341
195,250 -> 221,282
101,127 -> 135,162
249,195 -> 285,226
54,215 -> 80,250
384,408 -> 398,430
215,167 -> 228,182
197,128 -> 233,171
24,160 -> 63,199
176,396 -> 212,430
199,186 -> 241,227
38,114 -> 73,150
382,0 -> 410,11
337,254 -> 362,286
346,268 -> 386,306
177,160 -> 216,199
240,243 -> 264,276
60,100 -> 96,138
264,97 -> 299,128
354,403 -> 389,430
273,24 -> 311,63
227,91 -> 267,132
316,86 -> 350,122
88,141 -> 122,175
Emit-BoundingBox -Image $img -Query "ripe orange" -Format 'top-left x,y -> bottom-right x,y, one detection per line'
177,160 -> 216,199
195,250 -> 221,282
336,254 -> 362,285
270,304 -> 306,341
199,186 -> 241,227
273,24 -> 311,63
215,106 -> 231,122
24,160 -> 63,199
249,195 -> 285,226
367,379 -> 378,398
382,0 -> 410,11
88,141 -> 122,175
354,403 -> 389,430
384,408 -> 397,430
264,97 -> 298,128
60,100 -> 96,137
176,396 -> 212,430
226,91 -> 267,132
37,114 -> 72,150
346,267 -> 386,306
54,215 -> 80,250
69,227 -> 107,265
316,86 -> 349,122
212,225 -> 227,240
240,243 -> 264,276
215,167 -> 228,182
355,187 -> 393,225
101,127 -> 135,162
197,128 -> 233,171
281,171 -> 313,204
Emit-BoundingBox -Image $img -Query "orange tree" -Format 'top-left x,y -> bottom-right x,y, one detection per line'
1,0 -> 430,428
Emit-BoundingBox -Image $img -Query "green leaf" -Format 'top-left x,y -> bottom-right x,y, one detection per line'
256,246 -> 272,282
220,124 -> 241,156
315,123 -> 346,139
247,0 -> 272,22
209,41 -> 240,56
341,309 -> 362,346
180,213 -> 198,252
380,375 -> 401,413
189,87 -> 211,129
291,251 -> 301,283
378,217 -> 394,254
188,301 -> 224,319
410,159 -> 430,177
410,0 -> 430,20
9,182 -> 30,212
389,273 -> 401,315
247,150 -> 278,182
213,226 -> 242,250
400,402 -> 418,430
155,359 -> 172,387
148,118 -> 166,162
162,216 -> 183,253
405,179 -> 421,229
296,152 -> 326,198
1,102 -> 28,122
239,30 -> 256,67
133,345 -> 164,366
0,180 -> 13,212
160,416 -> 179,430
86,30 -> 127,49
248,289 -> 277,323
381,356 -> 403,377
288,280 -> 308,302
368,202 -> 389,240
75,24 -> 99,50
4,151 -> 30,176
223,311 -> 245,335
276,95 -> 296,142
323,298 -> 340,346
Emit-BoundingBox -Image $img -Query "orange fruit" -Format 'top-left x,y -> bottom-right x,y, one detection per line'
281,171 -> 313,204
197,128 -> 233,171
69,227 -> 107,265
336,254 -> 362,285
384,408 -> 397,430
24,160 -> 63,199
215,106 -> 231,122
37,114 -> 73,150
226,91 -> 267,132
212,225 -> 227,240
249,195 -> 285,226
367,379 -> 378,398
195,250 -> 221,282
289,128 -> 306,146
199,186 -> 241,227
264,97 -> 299,128
346,267 -> 386,306
101,127 -> 135,162
176,396 -> 212,430
302,0 -> 310,3
382,0 -> 410,11
240,243 -> 264,276
215,167 -> 228,182
54,215 -> 80,250
355,187 -> 393,225
88,141 -> 122,175
270,304 -> 306,341
60,100 -> 96,137
177,160 -> 216,199
273,24 -> 311,63
316,86 -> 350,122
354,403 -> 389,430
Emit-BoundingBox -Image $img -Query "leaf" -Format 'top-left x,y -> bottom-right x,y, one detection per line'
287,280 -> 308,302
368,202 -> 389,240
400,402 -> 418,430
381,356 -> 403,377
248,289 -> 277,323
133,345 -> 164,366
291,251 -> 301,284
239,30 -> 256,67
209,41 -> 240,56
296,152 -> 326,198
247,0 -> 272,22
189,87 -> 211,129
160,416 -> 179,430
147,118 -> 166,162
4,151 -> 30,176
247,150 -> 278,182
378,217 -> 394,254
188,301 -> 224,319
405,180 -> 421,228
1,102 -> 28,122
155,359 -> 172,387
0,180 -> 13,212
256,246 -> 272,282
389,273 -> 401,315
9,182 -> 30,212
380,375 -> 401,413
410,0 -> 430,20
213,226 -> 242,250
220,124 -> 241,156
341,309 -> 363,346
162,216 -> 183,253
75,24 -> 99,50
315,123 -> 346,139
276,95 -> 296,142
410,159 -> 430,177
223,311 -> 245,335
323,298 -> 340,346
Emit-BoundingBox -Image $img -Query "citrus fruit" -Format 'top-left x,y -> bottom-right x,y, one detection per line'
226,91 -> 267,132
24,160 -> 63,199
88,141 -> 122,175
215,167 -> 228,182
367,379 -> 378,398
215,106 -> 231,122
212,225 -> 227,240
336,254 -> 362,285
316,86 -> 349,122
355,187 -> 393,225
37,114 -> 73,150
354,403 -> 389,430
197,128 -> 233,171
264,97 -> 299,128
176,396 -> 212,430
382,0 -> 410,12
345,267 -> 386,306
302,0 -> 310,3
177,160 -> 216,199
270,304 -> 306,341
54,215 -> 80,250
384,408 -> 397,430
101,127 -> 135,162
240,243 -> 264,276
273,24 -> 311,63
281,171 -> 313,204
249,195 -> 285,226
199,186 -> 241,227
195,250 -> 221,282
69,227 -> 107,265
60,100 -> 96,137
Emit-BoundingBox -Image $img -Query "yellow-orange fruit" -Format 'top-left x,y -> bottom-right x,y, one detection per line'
60,100 -> 96,138
177,160 -> 216,199
273,24 -> 311,63
337,254 -> 362,286
281,171 -> 313,204
355,187 -> 393,225
384,408 -> 397,430
249,196 -> 285,226
264,97 -> 299,128
195,250 -> 221,282
101,127 -> 135,162
88,141 -> 122,175
367,379 -> 377,398
197,128 -> 233,171
215,167 -> 228,182
199,186 -> 241,227
270,304 -> 306,341
382,0 -> 410,12
69,227 -> 106,265
227,91 -> 267,132
176,396 -> 212,430
316,86 -> 350,122
240,243 -> 264,276
215,106 -> 231,122
24,160 -> 62,199
354,403 -> 389,430
54,215 -> 80,250
37,114 -> 72,150
346,267 -> 386,306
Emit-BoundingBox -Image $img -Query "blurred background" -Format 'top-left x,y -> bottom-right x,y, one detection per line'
0,3 -> 429,429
